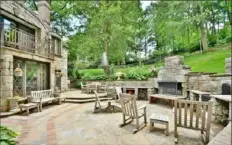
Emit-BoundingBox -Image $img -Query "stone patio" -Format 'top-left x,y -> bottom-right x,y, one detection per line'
1,91 -> 224,145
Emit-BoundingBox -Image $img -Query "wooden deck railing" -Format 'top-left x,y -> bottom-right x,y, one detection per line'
0,24 -> 54,58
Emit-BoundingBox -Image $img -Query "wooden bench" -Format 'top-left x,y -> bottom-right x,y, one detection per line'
19,103 -> 40,116
149,94 -> 186,106
189,90 -> 211,101
174,100 -> 213,144
150,113 -> 169,136
30,89 -> 60,111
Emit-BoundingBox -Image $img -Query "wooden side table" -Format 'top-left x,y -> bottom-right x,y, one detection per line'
150,113 -> 169,136
19,103 -> 40,116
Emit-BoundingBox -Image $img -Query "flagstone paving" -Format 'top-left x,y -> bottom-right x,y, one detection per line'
1,100 -> 224,145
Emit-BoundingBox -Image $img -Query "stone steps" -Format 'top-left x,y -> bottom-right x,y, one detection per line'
65,94 -> 108,100
65,98 -> 113,103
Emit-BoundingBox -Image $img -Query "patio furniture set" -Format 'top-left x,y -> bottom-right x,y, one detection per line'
81,82 -> 107,94
12,81 -> 228,145
93,86 -> 214,144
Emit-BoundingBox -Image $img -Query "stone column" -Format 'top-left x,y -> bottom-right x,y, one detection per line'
0,55 -> 13,112
50,62 -> 55,90
225,57 -> 231,74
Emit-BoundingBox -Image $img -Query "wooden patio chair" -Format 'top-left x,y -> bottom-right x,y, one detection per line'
80,82 -> 88,93
87,83 -> 98,93
115,86 -> 122,103
119,93 -> 147,133
93,91 -> 121,113
174,100 -> 213,144
98,82 -> 107,93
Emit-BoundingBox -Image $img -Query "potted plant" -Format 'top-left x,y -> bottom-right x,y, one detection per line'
115,72 -> 123,80
14,68 -> 23,77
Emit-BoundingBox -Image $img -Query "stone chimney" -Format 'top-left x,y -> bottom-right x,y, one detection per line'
36,0 -> 50,25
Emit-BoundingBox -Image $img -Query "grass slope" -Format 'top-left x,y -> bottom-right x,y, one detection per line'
184,49 -> 231,73
79,48 -> 231,75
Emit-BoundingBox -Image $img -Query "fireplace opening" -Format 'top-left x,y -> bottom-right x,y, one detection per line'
126,89 -> 135,95
158,81 -> 182,95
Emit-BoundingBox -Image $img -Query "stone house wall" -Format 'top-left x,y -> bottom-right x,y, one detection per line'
0,1 -> 68,112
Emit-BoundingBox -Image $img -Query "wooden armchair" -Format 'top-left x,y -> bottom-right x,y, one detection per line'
80,82 -> 88,93
119,93 -> 147,133
87,83 -> 98,94
174,100 -> 213,144
98,82 -> 107,93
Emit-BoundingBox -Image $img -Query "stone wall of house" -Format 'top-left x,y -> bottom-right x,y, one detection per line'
0,1 -> 68,112
53,47 -> 68,91
60,46 -> 68,91
0,51 -> 13,112
0,1 -> 43,29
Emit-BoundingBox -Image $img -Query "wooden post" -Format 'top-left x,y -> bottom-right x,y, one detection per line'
23,61 -> 27,97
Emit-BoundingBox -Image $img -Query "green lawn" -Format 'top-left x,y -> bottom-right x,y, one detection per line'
79,48 -> 231,75
184,49 -> 231,73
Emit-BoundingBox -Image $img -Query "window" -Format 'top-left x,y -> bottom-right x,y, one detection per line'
0,15 -> 35,35
0,15 -> 35,50
52,36 -> 61,55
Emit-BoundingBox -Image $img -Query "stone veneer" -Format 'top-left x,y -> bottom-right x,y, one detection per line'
0,1 -> 68,112
157,56 -> 190,96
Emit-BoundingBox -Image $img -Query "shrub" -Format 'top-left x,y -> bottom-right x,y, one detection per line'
81,74 -> 107,81
208,34 -> 218,47
123,66 -> 156,80
0,125 -> 18,145
108,74 -> 117,80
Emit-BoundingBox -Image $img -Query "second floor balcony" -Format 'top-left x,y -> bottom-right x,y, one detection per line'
0,23 -> 55,59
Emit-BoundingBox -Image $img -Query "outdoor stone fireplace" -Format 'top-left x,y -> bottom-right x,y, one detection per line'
158,81 -> 182,95
157,56 -> 190,96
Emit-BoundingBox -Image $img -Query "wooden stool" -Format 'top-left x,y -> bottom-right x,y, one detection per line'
150,113 -> 169,136
19,103 -> 40,116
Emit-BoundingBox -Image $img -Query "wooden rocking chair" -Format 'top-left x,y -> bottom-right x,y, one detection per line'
93,91 -> 121,113
174,100 -> 213,144
119,93 -> 147,133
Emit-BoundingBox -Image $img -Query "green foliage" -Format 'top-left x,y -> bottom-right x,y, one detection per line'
82,74 -> 107,81
0,126 -> 18,145
108,74 -> 117,80
123,66 -> 156,80
79,69 -> 106,80
51,1 -> 230,72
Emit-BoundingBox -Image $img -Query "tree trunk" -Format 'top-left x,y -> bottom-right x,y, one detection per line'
187,26 -> 190,45
211,4 -> 216,35
103,20 -> 109,75
225,0 -> 232,26
144,35 -> 147,59
200,22 -> 208,50
121,56 -> 125,68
